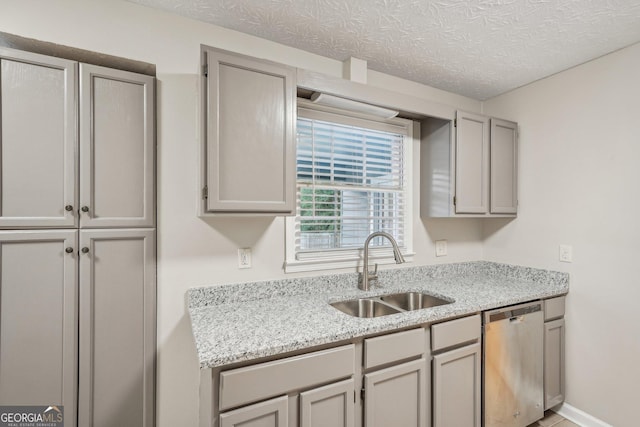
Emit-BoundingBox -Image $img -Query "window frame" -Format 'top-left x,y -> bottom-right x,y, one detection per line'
285,99 -> 414,273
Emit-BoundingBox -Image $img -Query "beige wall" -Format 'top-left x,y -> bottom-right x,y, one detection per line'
483,42 -> 640,427
0,1 -> 484,426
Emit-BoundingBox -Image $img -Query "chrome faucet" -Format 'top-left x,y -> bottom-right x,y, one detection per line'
359,231 -> 405,291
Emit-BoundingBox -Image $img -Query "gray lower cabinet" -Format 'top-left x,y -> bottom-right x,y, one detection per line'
78,229 -> 156,427
431,315 -> 481,427
432,343 -> 481,427
544,296 -> 566,410
363,358 -> 427,427
220,395 -> 289,427
300,379 -> 355,427
215,345 -> 355,427
218,379 -> 354,427
201,46 -> 295,215
0,230 -> 77,426
204,310 -> 562,427
0,48 -> 77,228
362,328 -> 428,427
544,319 -> 565,409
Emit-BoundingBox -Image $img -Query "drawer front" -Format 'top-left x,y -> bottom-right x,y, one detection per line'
220,345 -> 355,410
544,296 -> 566,321
364,328 -> 425,370
432,314 -> 481,352
220,395 -> 288,427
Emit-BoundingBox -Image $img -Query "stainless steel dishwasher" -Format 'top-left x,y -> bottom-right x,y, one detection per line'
483,301 -> 544,427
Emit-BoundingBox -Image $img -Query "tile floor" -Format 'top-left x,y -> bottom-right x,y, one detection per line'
527,410 -> 580,427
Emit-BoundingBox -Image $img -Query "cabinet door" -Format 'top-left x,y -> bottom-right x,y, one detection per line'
80,64 -> 155,228
300,379 -> 355,427
0,48 -> 77,228
433,343 -> 481,427
364,358 -> 427,427
455,111 -> 489,214
204,47 -> 295,214
490,118 -> 518,214
544,318 -> 565,409
78,229 -> 156,427
220,395 -> 288,427
0,230 -> 77,426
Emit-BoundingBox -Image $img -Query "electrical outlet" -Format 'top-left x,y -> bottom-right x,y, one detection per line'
435,240 -> 447,257
238,248 -> 252,269
559,244 -> 572,263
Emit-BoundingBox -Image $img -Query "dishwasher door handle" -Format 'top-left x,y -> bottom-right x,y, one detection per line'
510,315 -> 525,323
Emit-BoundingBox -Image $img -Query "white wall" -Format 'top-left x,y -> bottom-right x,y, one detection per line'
0,1 -> 484,425
483,42 -> 640,427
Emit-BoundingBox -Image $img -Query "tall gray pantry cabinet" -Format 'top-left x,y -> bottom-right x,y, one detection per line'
0,47 -> 156,427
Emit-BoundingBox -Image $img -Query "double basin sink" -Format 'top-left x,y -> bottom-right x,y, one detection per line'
330,291 -> 452,318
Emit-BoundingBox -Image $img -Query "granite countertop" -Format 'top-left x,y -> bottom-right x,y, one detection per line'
188,261 -> 569,369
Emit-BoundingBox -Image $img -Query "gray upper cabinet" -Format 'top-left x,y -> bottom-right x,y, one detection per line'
202,47 -> 295,215
420,111 -> 518,217
455,111 -> 490,214
490,118 -> 518,214
0,48 -> 77,228
78,228 -> 156,427
80,64 -> 155,228
0,230 -> 77,427
0,47 -> 155,229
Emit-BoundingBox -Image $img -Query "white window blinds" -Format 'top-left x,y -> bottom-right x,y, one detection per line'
295,107 -> 408,258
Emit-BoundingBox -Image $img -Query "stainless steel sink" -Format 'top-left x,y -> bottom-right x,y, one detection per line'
380,292 -> 451,311
330,292 -> 453,318
330,299 -> 402,318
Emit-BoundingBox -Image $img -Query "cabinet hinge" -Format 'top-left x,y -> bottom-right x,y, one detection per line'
360,388 -> 365,400
202,185 -> 208,200
454,118 -> 457,127
203,64 -> 208,77
453,196 -> 457,206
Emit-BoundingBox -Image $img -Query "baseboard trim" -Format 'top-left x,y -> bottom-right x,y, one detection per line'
553,402 -> 612,427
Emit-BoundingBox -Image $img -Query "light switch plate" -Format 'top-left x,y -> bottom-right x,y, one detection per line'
435,240 -> 447,257
559,244 -> 572,263
238,248 -> 252,269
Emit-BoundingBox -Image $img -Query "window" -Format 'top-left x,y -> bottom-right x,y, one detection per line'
285,100 -> 414,272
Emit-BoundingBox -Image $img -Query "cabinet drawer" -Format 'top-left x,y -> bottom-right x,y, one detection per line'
364,328 -> 425,370
220,395 -> 288,427
544,296 -> 565,321
432,314 -> 481,352
220,345 -> 354,410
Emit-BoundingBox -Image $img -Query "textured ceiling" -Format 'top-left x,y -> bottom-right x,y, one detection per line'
128,0 -> 640,100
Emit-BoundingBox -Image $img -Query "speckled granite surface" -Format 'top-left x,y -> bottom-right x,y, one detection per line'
188,261 -> 568,369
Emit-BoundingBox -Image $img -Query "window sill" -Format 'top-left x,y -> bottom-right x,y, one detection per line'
284,252 -> 415,273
